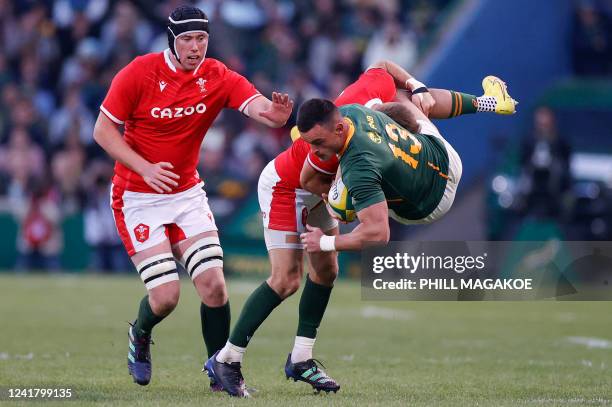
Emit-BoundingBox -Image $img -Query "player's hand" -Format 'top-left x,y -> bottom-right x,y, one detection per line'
259,92 -> 294,127
300,225 -> 324,253
411,91 -> 435,117
141,162 -> 180,193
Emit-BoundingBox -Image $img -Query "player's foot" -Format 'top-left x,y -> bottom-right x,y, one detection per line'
202,364 -> 225,392
481,75 -> 518,115
204,351 -> 250,397
209,378 -> 224,392
284,353 -> 340,394
127,321 -> 153,386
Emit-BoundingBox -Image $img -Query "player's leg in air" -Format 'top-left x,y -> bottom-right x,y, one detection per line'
205,163 -> 340,397
378,76 -> 517,226
127,240 -> 180,386
402,75 -> 517,119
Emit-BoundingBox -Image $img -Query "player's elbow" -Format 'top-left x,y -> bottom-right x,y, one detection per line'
375,225 -> 390,244
363,221 -> 390,244
93,121 -> 103,146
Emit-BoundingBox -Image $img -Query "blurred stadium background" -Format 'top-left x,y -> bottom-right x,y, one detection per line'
1,0 -> 612,404
1,0 -> 611,275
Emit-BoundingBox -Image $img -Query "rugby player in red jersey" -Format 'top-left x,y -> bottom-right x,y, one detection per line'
92,5 -> 293,388
207,57 -> 517,396
206,60 -> 422,397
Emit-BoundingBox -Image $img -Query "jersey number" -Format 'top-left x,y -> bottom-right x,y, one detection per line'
385,123 -> 421,169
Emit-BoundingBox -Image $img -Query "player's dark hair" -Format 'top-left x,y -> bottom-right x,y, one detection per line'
373,102 -> 419,133
296,98 -> 338,133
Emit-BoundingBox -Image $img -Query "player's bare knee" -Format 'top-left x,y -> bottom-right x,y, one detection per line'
200,274 -> 228,305
320,262 -> 339,284
149,282 -> 180,316
269,276 -> 301,299
268,264 -> 302,299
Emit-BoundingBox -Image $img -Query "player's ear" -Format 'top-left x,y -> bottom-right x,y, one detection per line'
334,121 -> 344,136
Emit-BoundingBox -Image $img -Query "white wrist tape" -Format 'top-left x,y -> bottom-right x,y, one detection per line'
319,235 -> 336,252
406,77 -> 427,91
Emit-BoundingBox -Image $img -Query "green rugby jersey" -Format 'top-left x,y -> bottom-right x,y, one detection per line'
338,104 -> 449,220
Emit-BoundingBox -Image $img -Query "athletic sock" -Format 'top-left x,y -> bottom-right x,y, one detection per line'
201,301 -> 231,358
216,341 -> 246,364
291,336 -> 316,364
293,276 -> 333,363
134,295 -> 165,336
476,96 -> 497,112
449,91 -> 478,117
228,281 -> 283,348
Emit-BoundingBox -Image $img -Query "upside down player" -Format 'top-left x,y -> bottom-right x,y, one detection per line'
298,76 -> 517,253
205,60 -> 439,397
92,6 -> 292,388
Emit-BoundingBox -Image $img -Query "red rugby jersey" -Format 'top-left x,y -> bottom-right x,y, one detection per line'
273,68 -> 396,189
101,49 -> 260,193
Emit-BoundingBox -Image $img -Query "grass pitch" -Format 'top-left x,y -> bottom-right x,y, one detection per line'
0,274 -> 611,406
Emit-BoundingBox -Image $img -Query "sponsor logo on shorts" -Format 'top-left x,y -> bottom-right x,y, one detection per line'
134,223 -> 150,243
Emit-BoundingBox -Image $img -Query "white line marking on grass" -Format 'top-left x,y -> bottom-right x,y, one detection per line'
441,339 -> 490,348
14,353 -> 34,360
360,306 -> 415,321
340,354 -> 354,362
527,397 -> 611,404
424,356 -> 474,364
0,352 -> 9,360
527,359 -> 562,367
566,336 -> 612,349
555,312 -> 577,323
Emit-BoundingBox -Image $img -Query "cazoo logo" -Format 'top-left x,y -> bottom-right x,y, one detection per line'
150,103 -> 206,119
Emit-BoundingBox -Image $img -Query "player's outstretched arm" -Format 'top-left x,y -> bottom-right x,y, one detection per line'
247,92 -> 294,128
300,201 -> 389,252
93,113 -> 179,193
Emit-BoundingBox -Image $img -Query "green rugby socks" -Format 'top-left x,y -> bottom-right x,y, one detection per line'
229,282 -> 283,348
201,301 -> 231,358
292,276 -> 333,363
134,295 -> 165,336
449,91 -> 478,117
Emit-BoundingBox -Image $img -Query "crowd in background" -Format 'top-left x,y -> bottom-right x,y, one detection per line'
0,0 -> 450,270
572,0 -> 612,76
3,0 -> 610,270
487,0 -> 612,240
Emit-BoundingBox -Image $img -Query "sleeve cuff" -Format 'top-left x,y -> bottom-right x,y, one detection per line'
307,154 -> 336,175
100,106 -> 124,124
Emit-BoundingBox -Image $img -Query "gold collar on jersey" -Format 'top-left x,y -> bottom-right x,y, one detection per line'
337,117 -> 355,157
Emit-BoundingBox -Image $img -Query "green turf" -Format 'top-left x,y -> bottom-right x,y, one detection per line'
0,274 -> 611,406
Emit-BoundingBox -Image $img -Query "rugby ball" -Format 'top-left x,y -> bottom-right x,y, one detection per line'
327,177 -> 356,223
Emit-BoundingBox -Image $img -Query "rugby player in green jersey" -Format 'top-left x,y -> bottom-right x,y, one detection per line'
298,76 -> 517,252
